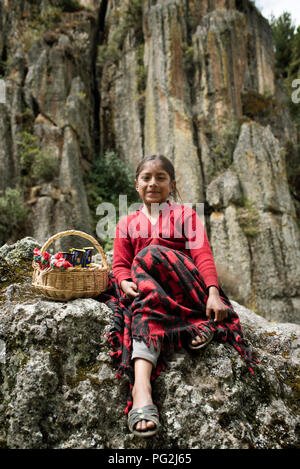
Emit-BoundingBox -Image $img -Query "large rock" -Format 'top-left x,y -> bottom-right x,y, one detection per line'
0,238 -> 299,449
0,0 -> 299,327
208,122 -> 300,324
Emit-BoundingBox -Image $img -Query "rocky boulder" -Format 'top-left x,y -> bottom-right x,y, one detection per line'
0,238 -> 299,449
208,122 -> 300,324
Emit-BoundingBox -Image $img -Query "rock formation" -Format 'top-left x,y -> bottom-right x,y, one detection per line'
0,237 -> 299,449
0,1 -> 299,320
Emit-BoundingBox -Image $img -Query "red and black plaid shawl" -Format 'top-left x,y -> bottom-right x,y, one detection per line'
99,245 -> 258,414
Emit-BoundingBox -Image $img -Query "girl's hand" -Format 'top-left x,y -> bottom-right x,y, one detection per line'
120,280 -> 139,300
206,286 -> 228,322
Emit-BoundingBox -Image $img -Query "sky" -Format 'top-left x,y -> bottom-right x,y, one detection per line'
255,0 -> 300,27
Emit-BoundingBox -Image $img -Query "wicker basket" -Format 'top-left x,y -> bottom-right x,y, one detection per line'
32,230 -> 110,301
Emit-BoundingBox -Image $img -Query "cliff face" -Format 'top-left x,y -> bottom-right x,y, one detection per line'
0,0 -> 299,322
0,0 -> 99,248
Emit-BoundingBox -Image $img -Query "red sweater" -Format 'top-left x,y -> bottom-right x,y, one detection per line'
113,201 -> 219,291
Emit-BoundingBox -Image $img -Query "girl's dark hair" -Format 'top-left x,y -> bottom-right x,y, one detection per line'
136,154 -> 181,201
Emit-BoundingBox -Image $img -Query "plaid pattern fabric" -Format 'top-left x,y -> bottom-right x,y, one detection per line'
99,245 -> 258,414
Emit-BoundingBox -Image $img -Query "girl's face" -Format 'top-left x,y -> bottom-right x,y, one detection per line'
135,160 -> 176,208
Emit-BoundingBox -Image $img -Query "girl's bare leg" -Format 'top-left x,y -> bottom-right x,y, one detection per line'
132,358 -> 155,431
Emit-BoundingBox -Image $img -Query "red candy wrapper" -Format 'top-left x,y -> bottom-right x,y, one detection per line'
50,256 -> 73,271
54,252 -> 64,260
33,248 -> 41,260
33,248 -> 50,270
41,252 -> 51,266
33,249 -> 72,271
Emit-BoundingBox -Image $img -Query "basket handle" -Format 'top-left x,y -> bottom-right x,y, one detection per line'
40,230 -> 109,269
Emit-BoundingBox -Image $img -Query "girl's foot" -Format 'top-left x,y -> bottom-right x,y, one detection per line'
132,383 -> 155,432
189,329 -> 214,350
191,335 -> 206,346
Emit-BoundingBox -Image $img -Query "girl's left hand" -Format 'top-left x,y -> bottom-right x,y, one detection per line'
120,280 -> 139,300
206,286 -> 228,322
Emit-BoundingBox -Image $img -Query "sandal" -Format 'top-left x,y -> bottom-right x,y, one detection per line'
188,328 -> 214,351
128,404 -> 160,438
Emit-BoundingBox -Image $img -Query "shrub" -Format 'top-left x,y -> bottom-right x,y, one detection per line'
85,151 -> 139,249
236,199 -> 261,238
19,131 -> 41,175
18,131 -> 58,184
20,6 -> 62,50
0,187 -> 28,241
31,149 -> 59,183
210,118 -> 241,177
241,90 -> 275,119
51,0 -> 83,12
86,151 -> 137,206
20,1 -> 85,51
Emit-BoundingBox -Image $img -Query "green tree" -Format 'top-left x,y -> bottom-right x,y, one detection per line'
270,12 -> 296,79
269,12 -> 300,218
270,12 -> 300,217
85,151 -> 139,249
0,187 -> 28,242
289,25 -> 300,77
18,131 -> 58,185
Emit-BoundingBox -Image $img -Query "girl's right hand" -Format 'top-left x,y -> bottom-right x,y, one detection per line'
120,280 -> 139,300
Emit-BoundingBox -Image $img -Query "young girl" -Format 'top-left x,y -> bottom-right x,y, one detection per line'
100,154 -> 257,438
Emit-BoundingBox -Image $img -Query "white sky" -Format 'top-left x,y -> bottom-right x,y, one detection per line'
255,0 -> 300,27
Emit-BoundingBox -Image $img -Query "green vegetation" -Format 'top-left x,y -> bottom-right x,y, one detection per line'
123,0 -> 143,43
136,43 -> 146,122
241,90 -> 277,120
51,0 -> 83,12
269,12 -> 300,216
31,149 -> 59,183
20,6 -> 62,50
270,12 -> 297,80
236,198 -> 261,238
0,187 -> 28,242
65,362 -> 101,388
97,0 -> 143,67
85,151 -> 139,250
136,43 -> 146,95
20,1 -> 85,51
18,131 -> 58,185
210,118 -> 241,176
182,43 -> 194,69
0,57 -> 9,78
27,0 -> 83,12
